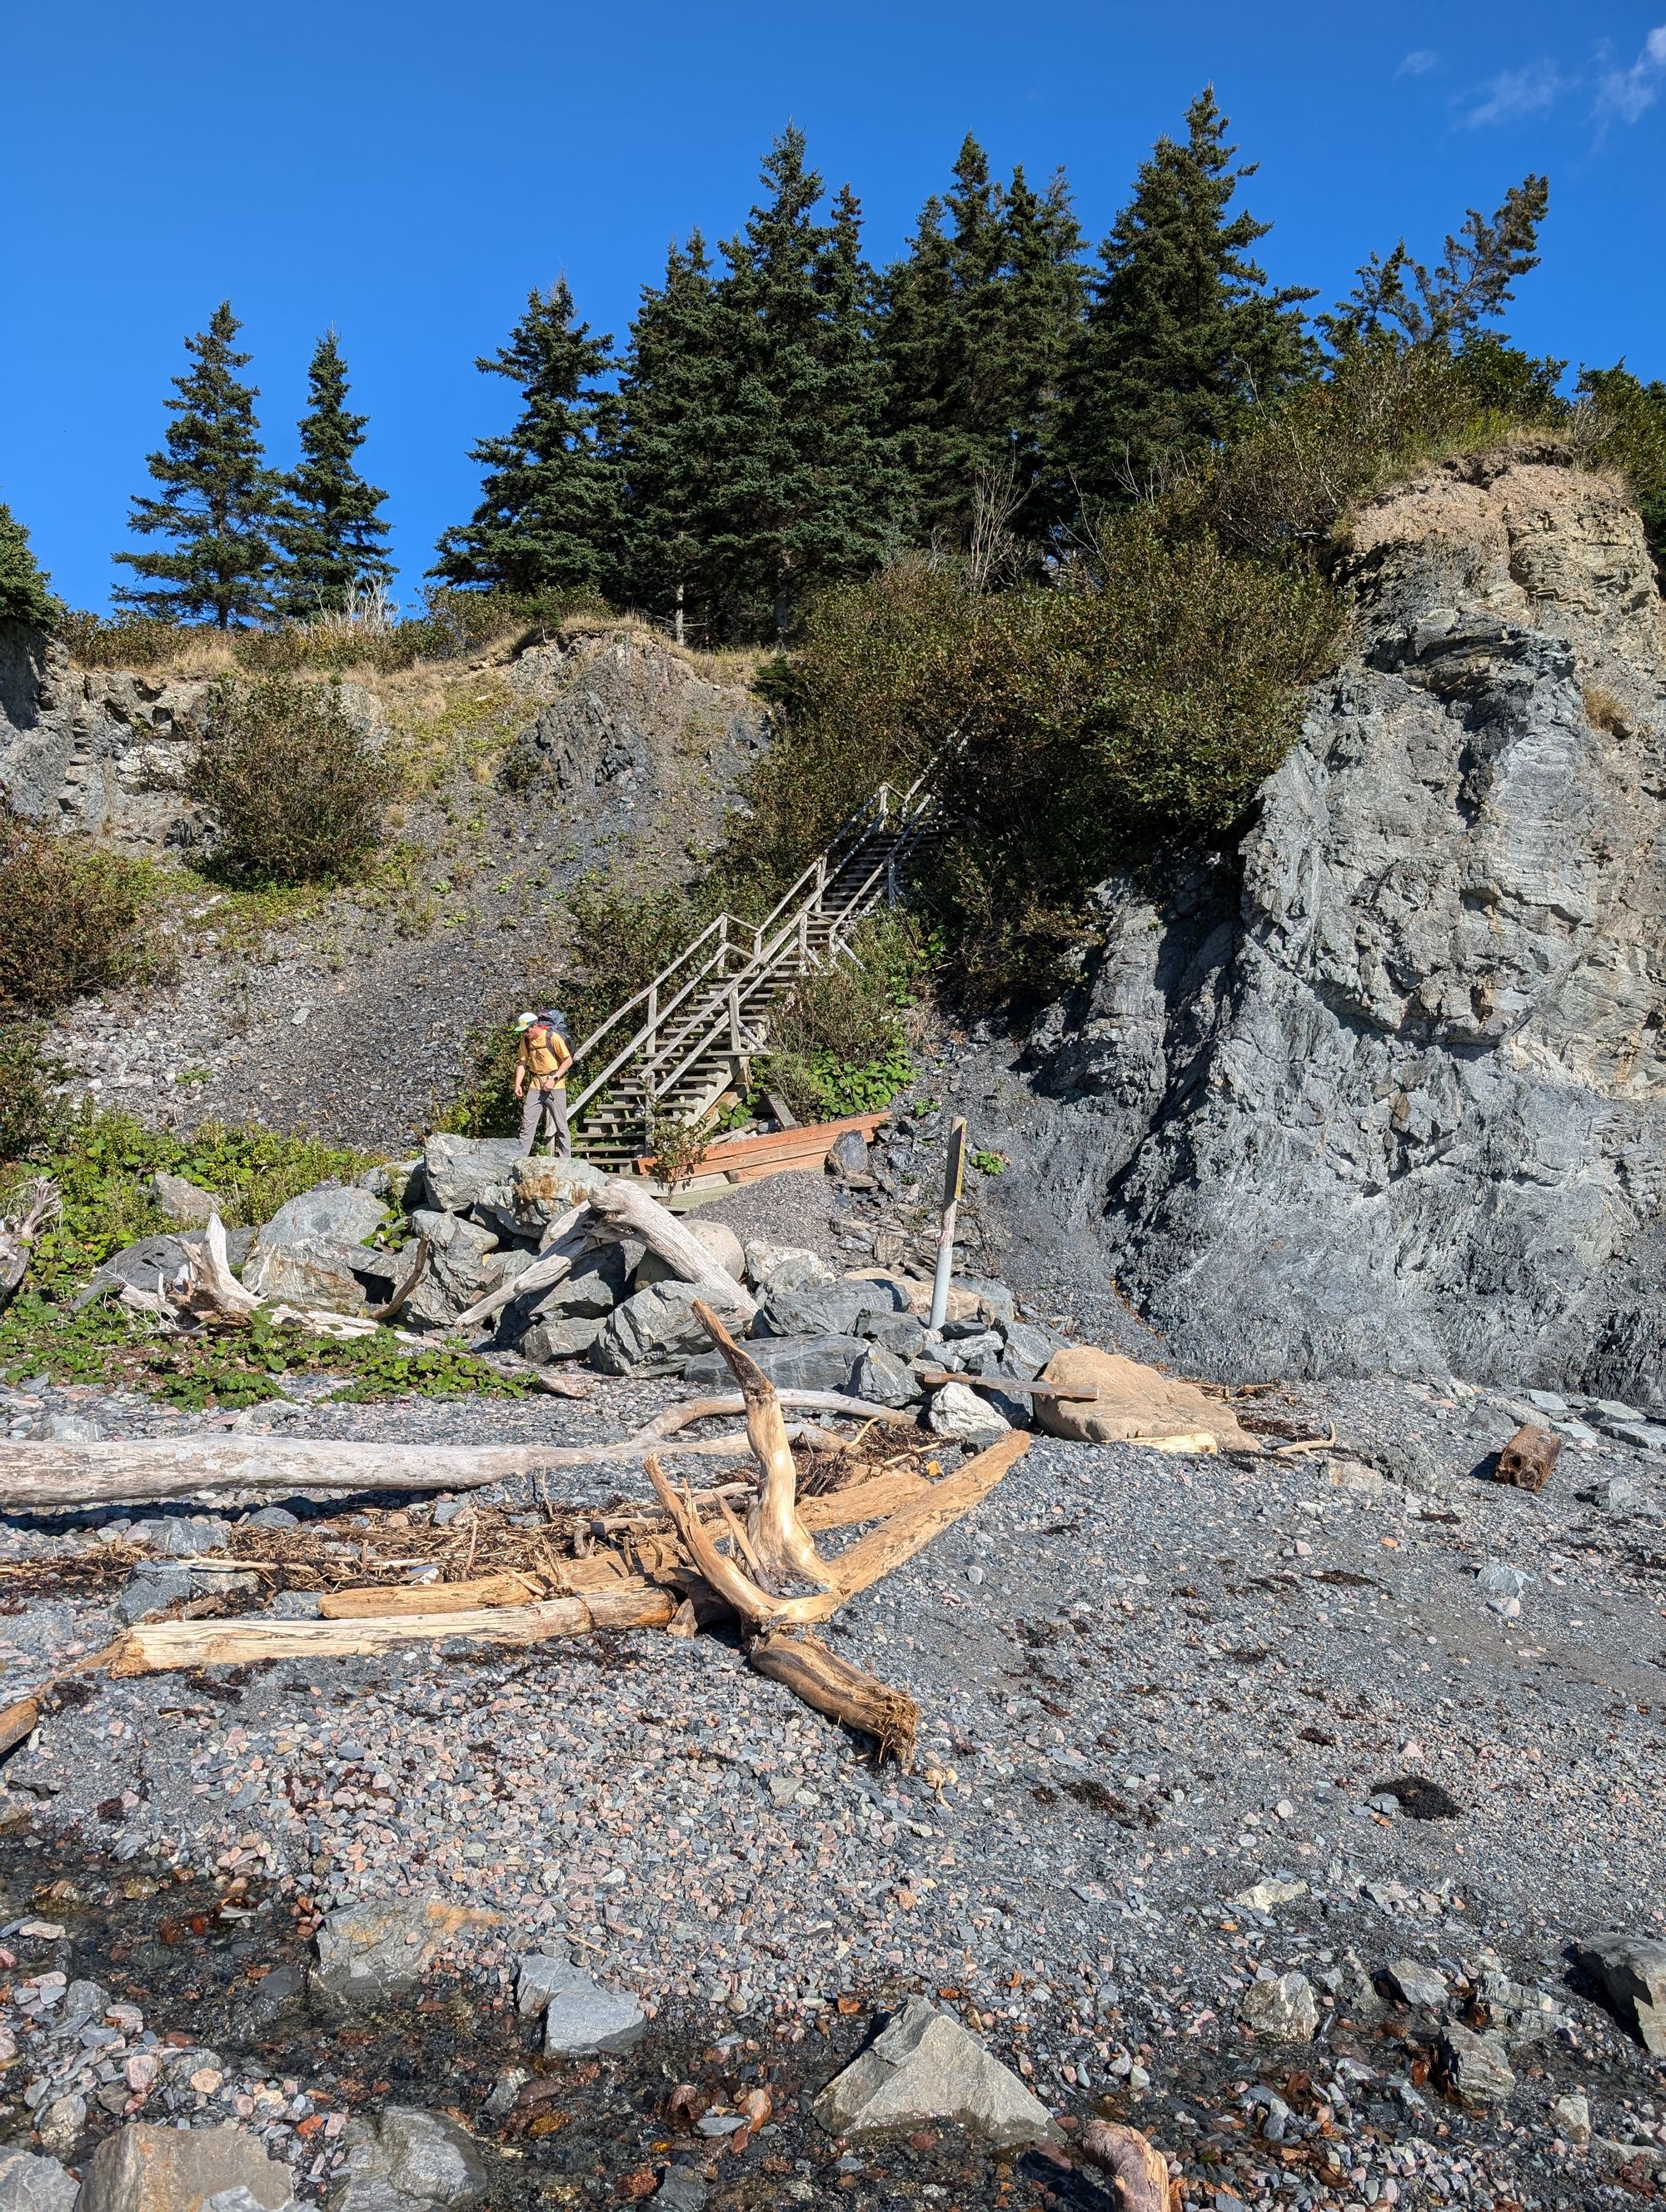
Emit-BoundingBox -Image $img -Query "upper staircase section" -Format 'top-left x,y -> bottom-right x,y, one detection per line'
569,769 -> 942,1168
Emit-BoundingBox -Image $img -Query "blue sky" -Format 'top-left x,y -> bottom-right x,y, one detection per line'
4,1 -> 1664,613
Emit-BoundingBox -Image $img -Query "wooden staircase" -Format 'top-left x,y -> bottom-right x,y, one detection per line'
567,770 -> 942,1168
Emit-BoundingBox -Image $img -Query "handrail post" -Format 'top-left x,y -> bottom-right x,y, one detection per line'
728,984 -> 742,1056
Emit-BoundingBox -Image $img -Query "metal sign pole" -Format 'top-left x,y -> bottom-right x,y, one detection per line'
928,1117 -> 968,1334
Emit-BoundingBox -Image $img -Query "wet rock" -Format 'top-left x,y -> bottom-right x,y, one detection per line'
541,1971 -> 646,2056
0,2149 -> 77,2212
1240,1970 -> 1319,2042
416,1137 -> 528,1218
928,1381 -> 1012,1449
1439,2024 -> 1515,2106
1384,1958 -> 1450,2009
1577,1933 -> 1666,2054
592,1280 -> 741,1377
681,1333 -> 869,1395
312,1894 -> 500,2004
812,1995 -> 1060,2146
76,2121 -> 293,2212
329,2108 -> 486,2212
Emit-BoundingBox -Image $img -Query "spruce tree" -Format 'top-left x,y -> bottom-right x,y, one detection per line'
699,130 -> 905,635
1059,89 -> 1314,507
0,501 -> 58,630
113,302 -> 278,628
431,280 -> 621,597
616,233 -> 726,640
272,331 -> 393,617
880,137 -> 1084,551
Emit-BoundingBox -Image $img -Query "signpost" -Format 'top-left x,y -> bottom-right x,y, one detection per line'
928,1117 -> 968,1333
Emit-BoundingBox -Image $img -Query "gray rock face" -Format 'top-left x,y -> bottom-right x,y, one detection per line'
1384,1958 -> 1450,2009
928,1380 -> 1011,1447
516,1949 -> 586,2017
811,1995 -> 1059,2145
1240,1970 -> 1319,2042
1578,1933 -> 1666,2053
517,1313 -> 604,1364
681,1333 -> 870,1395
995,457 -> 1666,1405
591,1279 -> 738,1375
1439,2024 -> 1516,2106
328,2108 -> 486,2212
541,1973 -> 646,2056
75,2121 -> 294,2212
0,2149 -> 77,2212
402,1210 -> 521,1325
854,1345 -> 921,1407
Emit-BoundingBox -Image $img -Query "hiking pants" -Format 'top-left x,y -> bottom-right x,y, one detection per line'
519,1084 -> 571,1158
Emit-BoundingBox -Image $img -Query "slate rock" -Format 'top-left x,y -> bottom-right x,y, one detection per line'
1000,1319 -> 1066,1373
854,1346 -> 921,1408
517,1313 -> 604,1365
682,1333 -> 870,1395
75,1233 -> 197,1310
1384,1958 -> 1450,2009
151,1171 -> 219,1228
0,2149 -> 77,2212
312,1895 -> 498,2003
744,1241 -> 832,1296
811,1995 -> 1059,2145
1439,2024 -> 1516,2106
328,2108 -> 486,2212
515,1950 -> 587,2017
253,1183 -> 387,1250
541,1974 -> 647,2056
75,2122 -> 294,2212
114,1570 -> 192,1625
243,1235 -> 370,1314
1577,1933 -> 1666,2054
756,1278 -> 907,1339
402,1212 -> 515,1325
826,1128 -> 869,1178
651,2170 -> 707,2212
858,1308 -> 928,1359
415,1136 -> 529,1218
128,1515 -> 229,1558
1240,1971 -> 1319,2042
592,1280 -> 741,1376
928,1381 -> 1012,1449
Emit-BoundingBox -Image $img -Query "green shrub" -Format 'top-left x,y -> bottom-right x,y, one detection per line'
0,1027 -> 67,1164
753,915 -> 924,1121
0,503 -> 58,630
0,809 -> 155,1016
1580,363 -> 1666,580
186,675 -> 397,884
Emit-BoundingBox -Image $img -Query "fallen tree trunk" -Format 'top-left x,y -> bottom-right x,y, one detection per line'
0,1180 -> 59,1321
591,1178 -> 757,1321
318,1572 -> 545,1618
107,1582 -> 676,1674
749,1629 -> 918,1762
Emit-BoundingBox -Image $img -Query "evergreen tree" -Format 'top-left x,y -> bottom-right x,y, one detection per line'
880,137 -> 1084,550
0,501 -> 58,630
272,331 -> 393,617
1059,89 -> 1314,507
699,130 -> 905,635
1320,177 -> 1550,353
113,302 -> 278,628
616,233 -> 726,640
431,279 -> 621,596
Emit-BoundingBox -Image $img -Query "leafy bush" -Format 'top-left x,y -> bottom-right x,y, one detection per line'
753,916 -> 923,1121
0,1027 -> 67,1164
0,1105 -> 375,1293
0,809 -> 156,1016
186,675 -> 397,884
1580,363 -> 1666,580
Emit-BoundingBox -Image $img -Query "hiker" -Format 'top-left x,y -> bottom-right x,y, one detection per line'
513,1009 -> 573,1157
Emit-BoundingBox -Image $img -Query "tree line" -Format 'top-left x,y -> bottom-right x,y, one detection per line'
3,91 -> 1663,642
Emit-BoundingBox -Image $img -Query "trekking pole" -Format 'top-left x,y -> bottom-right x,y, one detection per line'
928,1117 -> 968,1334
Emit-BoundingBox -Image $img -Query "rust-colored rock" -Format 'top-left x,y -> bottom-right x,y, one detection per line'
1494,1422 -> 1561,1492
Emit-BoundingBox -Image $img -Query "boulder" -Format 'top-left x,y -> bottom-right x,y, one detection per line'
243,1236 -> 371,1313
1035,1346 -> 1255,1451
826,1128 -> 870,1178
1577,1933 -> 1666,2054
516,1949 -> 587,2017
74,2124 -> 292,2212
402,1211 -> 529,1326
541,1972 -> 647,2056
637,1216 -> 746,1290
928,1381 -> 1012,1449
811,1995 -> 1059,2146
591,1280 -> 741,1376
479,1153 -> 608,1240
328,2109 -> 486,2212
1240,1971 -> 1319,2042
854,1346 -> 921,1408
682,1333 -> 870,1395
1439,2024 -> 1515,2106
312,1894 -> 501,2004
416,1135 -> 529,1218
756,1278 -> 908,1339
151,1171 -> 219,1228
252,1184 -> 387,1249
518,1313 -> 604,1365
744,1241 -> 833,1296
0,2151 -> 77,2212
1384,1958 -> 1450,2009
1000,1320 -> 1066,1375
858,1309 -> 928,1360
76,1233 -> 197,1309
523,1247 -> 631,1320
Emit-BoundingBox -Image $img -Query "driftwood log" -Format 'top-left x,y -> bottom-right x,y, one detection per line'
1078,2119 -> 1173,2212
0,1180 -> 59,1319
750,1629 -> 919,1762
590,1178 -> 757,1321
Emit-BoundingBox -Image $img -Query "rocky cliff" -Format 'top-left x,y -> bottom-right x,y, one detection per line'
976,452 -> 1666,1408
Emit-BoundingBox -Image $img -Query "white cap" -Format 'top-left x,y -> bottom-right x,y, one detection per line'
516,1011 -> 537,1029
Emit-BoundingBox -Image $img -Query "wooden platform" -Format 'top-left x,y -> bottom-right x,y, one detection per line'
629,1112 -> 890,1198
